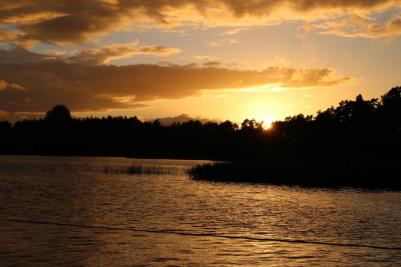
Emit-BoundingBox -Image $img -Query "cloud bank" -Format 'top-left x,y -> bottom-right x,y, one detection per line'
0,47 -> 350,115
309,13 -> 401,38
0,0 -> 400,45
67,40 -> 181,64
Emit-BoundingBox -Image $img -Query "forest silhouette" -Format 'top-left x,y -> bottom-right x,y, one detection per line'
1,87 -> 401,161
2,87 -> 401,188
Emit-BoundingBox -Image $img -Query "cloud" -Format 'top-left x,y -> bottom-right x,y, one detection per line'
0,0 -> 400,45
193,55 -> 221,67
0,111 -> 43,122
0,41 -> 180,65
207,38 -> 239,47
67,40 -> 181,64
220,27 -> 248,36
0,45 -> 55,63
203,61 -> 221,67
305,13 -> 401,38
0,79 -> 24,91
0,47 -> 350,114
0,0 -> 125,45
0,110 -> 9,120
194,55 -> 219,62
0,29 -> 17,43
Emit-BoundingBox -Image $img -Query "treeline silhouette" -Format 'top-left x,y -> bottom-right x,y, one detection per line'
1,87 -> 401,161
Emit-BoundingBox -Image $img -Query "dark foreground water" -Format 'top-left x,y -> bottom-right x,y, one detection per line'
1,156 -> 401,266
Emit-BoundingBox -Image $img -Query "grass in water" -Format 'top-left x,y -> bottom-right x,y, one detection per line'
187,160 -> 401,190
104,164 -> 169,175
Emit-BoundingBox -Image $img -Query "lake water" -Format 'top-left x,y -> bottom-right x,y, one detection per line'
1,156 -> 401,266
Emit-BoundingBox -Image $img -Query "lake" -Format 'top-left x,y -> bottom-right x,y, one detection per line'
1,155 -> 401,266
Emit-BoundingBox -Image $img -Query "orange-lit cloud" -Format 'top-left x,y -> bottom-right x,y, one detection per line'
67,40 -> 181,64
1,0 -> 400,45
207,38 -> 239,47
0,29 -> 17,43
0,47 -> 350,114
0,79 -> 24,91
220,27 -> 248,36
310,13 -> 401,38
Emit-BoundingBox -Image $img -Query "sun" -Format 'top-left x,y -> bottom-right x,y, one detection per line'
261,118 -> 274,130
251,113 -> 276,130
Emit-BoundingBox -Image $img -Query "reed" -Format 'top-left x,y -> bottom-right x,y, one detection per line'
103,164 -> 168,175
188,159 -> 401,190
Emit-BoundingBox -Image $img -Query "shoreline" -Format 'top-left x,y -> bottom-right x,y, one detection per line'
188,159 -> 401,191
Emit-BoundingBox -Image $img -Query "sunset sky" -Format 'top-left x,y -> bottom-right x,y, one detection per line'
0,0 -> 401,123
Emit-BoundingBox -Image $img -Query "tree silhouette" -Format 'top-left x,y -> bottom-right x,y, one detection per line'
1,87 -> 401,161
45,105 -> 72,122
380,86 -> 401,124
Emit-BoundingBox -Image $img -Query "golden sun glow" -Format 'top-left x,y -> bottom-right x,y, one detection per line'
0,1 -> 399,124
262,118 -> 274,130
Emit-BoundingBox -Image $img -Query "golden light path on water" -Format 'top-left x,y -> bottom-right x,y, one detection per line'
1,156 -> 401,265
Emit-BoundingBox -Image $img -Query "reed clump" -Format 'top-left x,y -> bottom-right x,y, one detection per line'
188,159 -> 401,190
104,164 -> 169,175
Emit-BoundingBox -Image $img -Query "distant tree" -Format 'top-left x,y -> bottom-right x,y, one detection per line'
0,121 -> 11,129
380,86 -> 401,122
315,107 -> 337,124
220,120 -> 238,131
45,105 -> 72,122
381,86 -> 401,107
332,95 -> 378,125
2,87 -> 401,159
241,119 -> 262,130
274,114 -> 313,147
379,87 -> 401,144
152,119 -> 161,127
